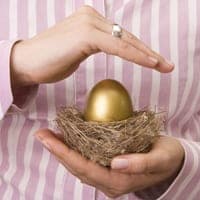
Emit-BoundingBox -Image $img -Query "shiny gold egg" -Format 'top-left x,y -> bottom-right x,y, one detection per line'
84,79 -> 133,122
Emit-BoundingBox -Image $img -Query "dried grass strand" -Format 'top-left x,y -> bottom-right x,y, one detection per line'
55,107 -> 164,166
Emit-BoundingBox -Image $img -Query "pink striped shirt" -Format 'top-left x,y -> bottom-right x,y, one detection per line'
0,0 -> 200,199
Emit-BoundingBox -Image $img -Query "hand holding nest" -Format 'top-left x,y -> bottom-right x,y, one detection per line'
35,129 -> 184,199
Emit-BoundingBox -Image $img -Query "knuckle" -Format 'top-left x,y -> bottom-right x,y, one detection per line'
78,5 -> 96,14
105,191 -> 120,199
130,157 -> 147,173
162,151 -> 171,163
116,179 -> 130,193
80,177 -> 91,185
126,32 -> 135,40
106,184 -> 127,198
75,168 -> 87,177
118,40 -> 130,50
80,14 -> 93,26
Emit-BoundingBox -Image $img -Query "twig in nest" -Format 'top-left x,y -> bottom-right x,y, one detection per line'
55,107 -> 164,167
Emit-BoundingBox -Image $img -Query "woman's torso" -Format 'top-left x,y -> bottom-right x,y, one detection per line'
0,0 -> 200,199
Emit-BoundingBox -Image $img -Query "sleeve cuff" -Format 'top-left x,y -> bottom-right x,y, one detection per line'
157,138 -> 200,200
0,40 -> 18,119
10,84 -> 39,113
0,40 -> 39,119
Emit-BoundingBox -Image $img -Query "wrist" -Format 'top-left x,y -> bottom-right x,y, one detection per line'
10,41 -> 35,90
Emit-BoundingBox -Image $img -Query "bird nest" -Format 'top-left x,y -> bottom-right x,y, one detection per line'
55,107 -> 164,167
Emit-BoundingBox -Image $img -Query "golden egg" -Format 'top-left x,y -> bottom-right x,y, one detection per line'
84,79 -> 133,122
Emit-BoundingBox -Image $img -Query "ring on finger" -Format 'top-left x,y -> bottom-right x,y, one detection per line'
112,24 -> 123,38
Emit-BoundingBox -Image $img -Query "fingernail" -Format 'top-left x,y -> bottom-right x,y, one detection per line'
165,59 -> 174,68
148,56 -> 158,65
35,135 -> 52,152
111,159 -> 129,169
42,140 -> 52,152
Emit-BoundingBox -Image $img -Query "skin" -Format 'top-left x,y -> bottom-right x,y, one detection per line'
35,130 -> 184,198
11,6 -> 174,89
10,5 -> 184,198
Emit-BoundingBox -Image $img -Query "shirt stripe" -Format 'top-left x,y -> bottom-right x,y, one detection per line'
18,121 -> 41,199
2,116 -> 25,200
177,0 -> 197,132
150,0 -> 160,109
46,0 -> 57,120
27,0 -> 37,120
168,0 -> 179,119
131,0 -> 142,110
0,103 -> 3,120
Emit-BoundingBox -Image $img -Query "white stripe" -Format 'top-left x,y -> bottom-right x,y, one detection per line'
65,0 -> 74,17
46,83 -> 56,120
0,103 -> 3,120
28,0 -> 37,119
179,80 -> 199,134
0,120 -> 3,166
66,75 -> 76,105
28,0 -> 36,37
46,0 -> 56,120
113,1 -> 125,82
114,57 -> 123,82
18,121 -> 40,198
184,128 -> 194,140
173,141 -> 199,199
105,194 -> 128,200
168,0 -> 179,116
131,0 -> 143,109
167,0 -> 179,136
73,178 -> 83,200
193,115 -> 200,138
84,0 -> 94,91
104,0 -> 114,18
9,0 -> 17,39
34,150 -> 51,200
53,164 -> 67,200
150,0 -> 160,109
2,116 -> 25,200
65,0 -> 75,106
176,0 -> 197,132
86,55 -> 95,91
84,0 -> 93,7
47,0 -> 55,27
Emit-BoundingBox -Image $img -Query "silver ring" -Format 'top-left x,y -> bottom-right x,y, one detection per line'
112,24 -> 122,38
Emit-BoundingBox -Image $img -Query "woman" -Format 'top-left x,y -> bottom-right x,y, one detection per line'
0,0 -> 199,199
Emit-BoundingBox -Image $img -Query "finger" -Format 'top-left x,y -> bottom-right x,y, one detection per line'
54,133 -> 65,141
77,5 -> 174,72
111,146 -> 171,174
91,16 -> 174,73
92,30 -> 159,68
34,129 -> 117,188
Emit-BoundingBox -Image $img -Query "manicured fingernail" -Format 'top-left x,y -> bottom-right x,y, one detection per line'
148,56 -> 158,65
165,59 -> 174,68
42,140 -> 52,152
35,135 -> 52,152
111,159 -> 129,169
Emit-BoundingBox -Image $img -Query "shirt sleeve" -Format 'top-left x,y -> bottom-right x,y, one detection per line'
134,137 -> 200,200
0,40 -> 38,120
156,138 -> 200,200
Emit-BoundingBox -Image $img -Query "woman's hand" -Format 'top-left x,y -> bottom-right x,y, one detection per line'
11,6 -> 174,89
35,129 -> 184,198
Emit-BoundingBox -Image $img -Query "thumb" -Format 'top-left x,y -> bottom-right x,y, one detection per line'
111,151 -> 165,174
111,154 -> 149,174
